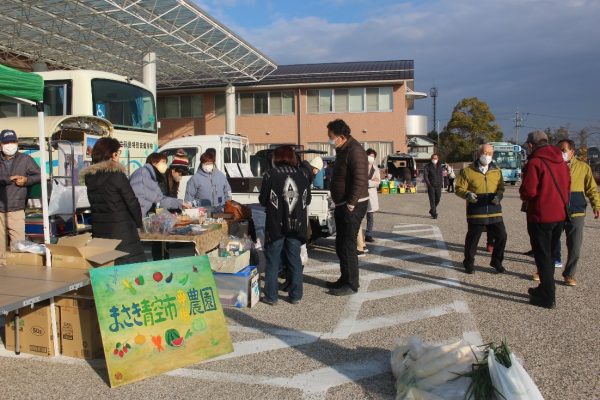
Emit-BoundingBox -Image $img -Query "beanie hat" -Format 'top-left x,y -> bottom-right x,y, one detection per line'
309,156 -> 324,172
171,149 -> 189,169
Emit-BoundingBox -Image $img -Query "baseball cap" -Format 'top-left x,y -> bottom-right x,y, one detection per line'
525,130 -> 548,144
0,129 -> 18,143
309,156 -> 324,172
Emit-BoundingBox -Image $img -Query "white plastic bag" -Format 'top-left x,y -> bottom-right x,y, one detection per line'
48,182 -> 77,216
300,244 -> 308,265
488,349 -> 544,400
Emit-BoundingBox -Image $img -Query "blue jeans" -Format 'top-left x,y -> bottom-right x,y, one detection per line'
264,237 -> 303,302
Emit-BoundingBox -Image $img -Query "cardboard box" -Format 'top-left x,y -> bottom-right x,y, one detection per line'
4,303 -> 60,356
207,249 -> 250,274
214,265 -> 259,308
59,303 -> 103,360
6,251 -> 45,266
46,233 -> 127,269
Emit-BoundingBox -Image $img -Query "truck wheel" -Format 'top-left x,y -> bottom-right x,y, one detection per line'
511,182 -> 516,186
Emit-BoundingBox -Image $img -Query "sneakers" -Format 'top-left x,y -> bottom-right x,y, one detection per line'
365,236 -> 375,243
326,280 -> 345,289
357,250 -> 366,257
554,260 -> 563,268
329,286 -> 357,296
261,297 -> 278,306
529,295 -> 556,309
532,272 -> 540,281
493,265 -> 506,274
564,276 -> 577,286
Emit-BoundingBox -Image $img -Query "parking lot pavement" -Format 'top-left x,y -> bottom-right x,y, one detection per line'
1,186 -> 598,399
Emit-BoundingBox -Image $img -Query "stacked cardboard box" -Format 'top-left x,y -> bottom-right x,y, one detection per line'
4,302 -> 59,356
55,295 -> 103,359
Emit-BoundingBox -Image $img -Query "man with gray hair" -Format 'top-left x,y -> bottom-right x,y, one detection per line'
455,143 -> 506,274
520,130 -> 570,309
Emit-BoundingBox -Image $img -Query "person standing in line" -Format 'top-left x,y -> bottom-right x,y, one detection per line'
0,129 -> 40,266
455,143 -> 507,274
324,119 -> 369,296
520,131 -> 570,309
259,146 -> 311,305
81,137 -> 146,265
447,164 -> 456,193
365,148 -> 380,243
423,153 -> 443,219
550,139 -> 600,286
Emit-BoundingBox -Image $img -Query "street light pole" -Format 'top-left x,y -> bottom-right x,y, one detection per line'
430,87 -> 438,151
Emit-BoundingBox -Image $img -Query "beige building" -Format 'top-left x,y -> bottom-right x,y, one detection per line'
157,61 -> 424,164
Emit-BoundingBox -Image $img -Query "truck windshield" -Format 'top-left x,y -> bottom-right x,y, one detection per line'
92,79 -> 156,133
493,151 -> 521,169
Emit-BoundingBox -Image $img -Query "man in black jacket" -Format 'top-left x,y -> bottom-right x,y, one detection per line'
0,129 -> 41,266
423,153 -> 443,219
325,119 -> 369,296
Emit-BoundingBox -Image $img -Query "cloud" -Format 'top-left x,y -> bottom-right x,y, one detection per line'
230,0 -> 600,136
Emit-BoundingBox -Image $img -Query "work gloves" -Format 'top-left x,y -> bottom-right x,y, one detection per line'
466,192 -> 478,203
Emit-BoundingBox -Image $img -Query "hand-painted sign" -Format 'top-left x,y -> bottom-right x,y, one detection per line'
89,255 -> 233,388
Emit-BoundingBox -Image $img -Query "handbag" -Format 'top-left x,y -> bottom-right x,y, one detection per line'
540,159 -> 571,223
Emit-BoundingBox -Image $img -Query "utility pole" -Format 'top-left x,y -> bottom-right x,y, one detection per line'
430,87 -> 438,135
513,110 -> 524,144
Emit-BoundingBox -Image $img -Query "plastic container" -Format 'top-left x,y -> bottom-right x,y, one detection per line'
213,265 -> 259,308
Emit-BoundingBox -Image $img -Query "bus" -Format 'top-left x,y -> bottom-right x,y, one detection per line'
0,69 -> 158,177
489,142 -> 523,185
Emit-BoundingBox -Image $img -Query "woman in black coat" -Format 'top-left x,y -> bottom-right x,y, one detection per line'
80,137 -> 146,265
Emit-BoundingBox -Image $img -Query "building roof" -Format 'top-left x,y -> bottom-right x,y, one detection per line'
0,0 -> 276,88
162,60 -> 415,90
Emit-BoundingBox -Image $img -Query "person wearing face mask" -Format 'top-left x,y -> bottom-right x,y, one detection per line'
324,119 -> 369,296
165,149 -> 190,198
545,139 -> 600,287
185,151 -> 231,211
364,148 -> 381,243
0,129 -> 40,266
130,152 -> 190,217
80,137 -> 146,265
423,153 -> 443,219
455,143 -> 507,275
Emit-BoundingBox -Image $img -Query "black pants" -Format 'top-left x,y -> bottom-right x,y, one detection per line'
463,221 -> 507,269
448,179 -> 455,192
427,186 -> 442,216
334,201 -> 368,291
527,221 -> 563,304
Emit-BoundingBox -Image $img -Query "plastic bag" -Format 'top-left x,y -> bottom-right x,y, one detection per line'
48,181 -> 77,216
300,244 -> 308,265
10,240 -> 46,254
488,349 -> 544,400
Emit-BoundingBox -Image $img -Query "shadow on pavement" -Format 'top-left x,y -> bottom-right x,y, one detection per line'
225,308 -> 395,398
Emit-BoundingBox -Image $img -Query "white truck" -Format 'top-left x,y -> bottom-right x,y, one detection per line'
158,134 -> 334,239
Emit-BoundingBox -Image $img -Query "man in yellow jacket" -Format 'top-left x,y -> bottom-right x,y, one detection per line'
555,139 -> 600,286
455,143 -> 507,274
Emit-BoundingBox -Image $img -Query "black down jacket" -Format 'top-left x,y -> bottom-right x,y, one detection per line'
329,136 -> 369,206
81,160 -> 146,265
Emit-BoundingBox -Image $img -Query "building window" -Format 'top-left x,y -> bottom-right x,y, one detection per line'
214,93 -> 225,115
307,87 -> 393,113
236,91 -> 295,115
410,146 -> 429,153
157,95 -> 203,119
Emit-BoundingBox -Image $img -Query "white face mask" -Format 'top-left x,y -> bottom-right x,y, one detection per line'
203,164 -> 214,173
155,161 -> 168,174
173,173 -> 182,182
431,159 -> 438,165
328,137 -> 338,147
479,155 -> 492,166
367,156 -> 375,164
561,152 -> 570,162
2,143 -> 18,156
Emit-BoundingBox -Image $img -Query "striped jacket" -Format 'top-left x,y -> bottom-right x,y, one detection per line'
567,157 -> 600,217
455,162 -> 505,225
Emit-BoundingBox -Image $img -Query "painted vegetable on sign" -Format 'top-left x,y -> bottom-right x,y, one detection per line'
90,255 -> 233,388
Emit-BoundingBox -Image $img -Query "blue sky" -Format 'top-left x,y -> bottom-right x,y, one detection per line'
195,0 -> 600,144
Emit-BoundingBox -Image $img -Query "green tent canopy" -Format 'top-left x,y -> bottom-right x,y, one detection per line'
0,63 -> 44,102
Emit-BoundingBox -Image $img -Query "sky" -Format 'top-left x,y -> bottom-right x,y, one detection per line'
195,0 -> 600,144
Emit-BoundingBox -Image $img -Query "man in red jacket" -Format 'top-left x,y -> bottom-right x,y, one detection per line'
520,130 -> 570,309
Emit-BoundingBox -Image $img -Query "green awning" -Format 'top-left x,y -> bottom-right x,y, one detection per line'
0,64 -> 44,102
